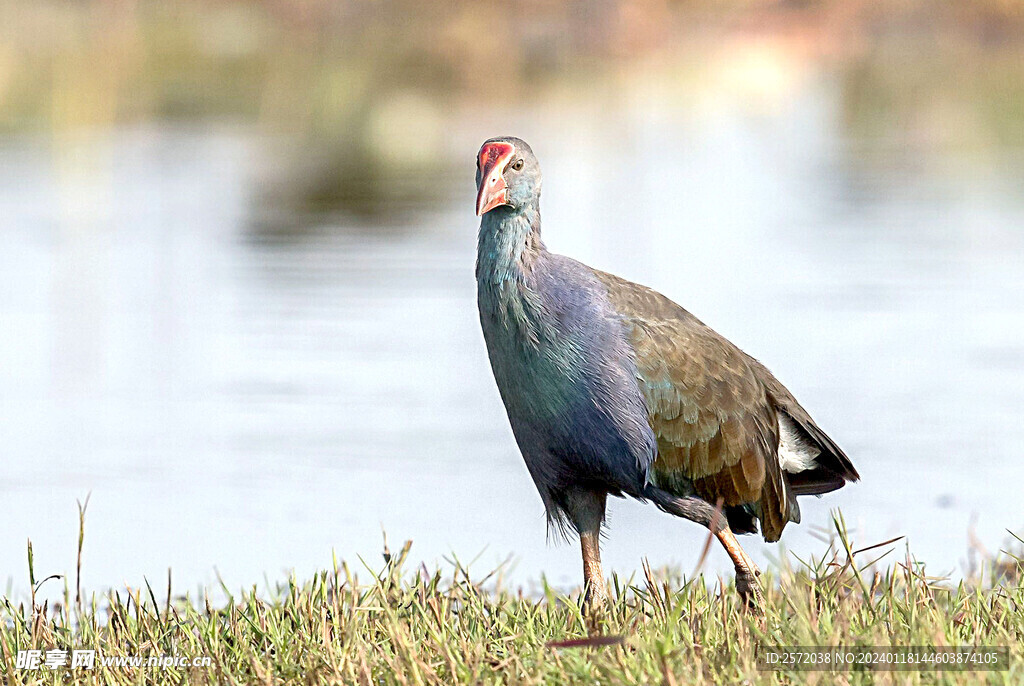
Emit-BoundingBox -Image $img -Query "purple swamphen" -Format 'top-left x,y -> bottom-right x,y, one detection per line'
474,137 -> 859,608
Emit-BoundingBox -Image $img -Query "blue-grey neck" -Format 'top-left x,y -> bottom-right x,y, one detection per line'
476,204 -> 551,349
475,205 -> 541,284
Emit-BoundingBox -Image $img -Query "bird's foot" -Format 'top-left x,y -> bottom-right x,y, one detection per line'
583,585 -> 609,632
734,563 -> 764,613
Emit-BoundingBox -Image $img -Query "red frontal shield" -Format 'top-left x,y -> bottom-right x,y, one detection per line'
476,142 -> 515,215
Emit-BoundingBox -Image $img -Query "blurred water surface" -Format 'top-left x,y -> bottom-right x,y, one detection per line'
1,2 -> 1023,596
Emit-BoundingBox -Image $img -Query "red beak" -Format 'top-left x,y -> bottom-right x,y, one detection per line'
476,141 -> 515,216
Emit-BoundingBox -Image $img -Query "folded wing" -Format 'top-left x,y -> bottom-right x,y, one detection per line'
593,269 -> 856,541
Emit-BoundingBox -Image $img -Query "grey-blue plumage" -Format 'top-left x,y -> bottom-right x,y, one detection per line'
478,214 -> 655,530
474,136 -> 858,606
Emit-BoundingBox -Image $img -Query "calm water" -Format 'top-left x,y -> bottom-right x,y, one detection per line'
3,75 -> 1024,599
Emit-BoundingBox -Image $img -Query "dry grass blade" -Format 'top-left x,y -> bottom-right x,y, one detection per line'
852,535 -> 905,557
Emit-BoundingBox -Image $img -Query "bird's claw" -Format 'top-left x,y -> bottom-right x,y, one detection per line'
734,564 -> 764,613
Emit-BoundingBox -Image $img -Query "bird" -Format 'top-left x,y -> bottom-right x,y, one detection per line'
474,136 -> 859,609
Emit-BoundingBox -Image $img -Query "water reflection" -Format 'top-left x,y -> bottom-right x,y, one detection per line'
1,2 -> 1023,597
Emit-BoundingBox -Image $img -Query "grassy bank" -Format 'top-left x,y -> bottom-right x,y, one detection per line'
1,518 -> 1022,684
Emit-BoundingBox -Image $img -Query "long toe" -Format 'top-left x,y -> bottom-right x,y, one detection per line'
735,566 -> 765,613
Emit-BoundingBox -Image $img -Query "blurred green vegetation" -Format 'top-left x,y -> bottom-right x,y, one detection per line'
1,0 -> 1022,222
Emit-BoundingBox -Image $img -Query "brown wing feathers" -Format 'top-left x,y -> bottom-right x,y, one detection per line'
746,357 -> 860,495
594,269 -> 850,541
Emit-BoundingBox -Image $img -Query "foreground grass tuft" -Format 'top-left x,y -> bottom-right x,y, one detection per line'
1,516 -> 1022,684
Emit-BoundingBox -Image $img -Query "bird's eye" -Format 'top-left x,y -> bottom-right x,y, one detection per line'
512,159 -> 524,171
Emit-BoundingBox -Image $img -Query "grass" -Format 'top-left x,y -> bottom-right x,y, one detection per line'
1,513 -> 1022,685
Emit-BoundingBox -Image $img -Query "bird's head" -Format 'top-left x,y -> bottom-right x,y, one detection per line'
475,137 -> 540,217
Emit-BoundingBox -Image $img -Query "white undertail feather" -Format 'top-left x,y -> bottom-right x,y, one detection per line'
777,414 -> 820,473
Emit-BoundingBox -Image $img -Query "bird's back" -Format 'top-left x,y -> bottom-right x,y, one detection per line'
589,267 -> 859,541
